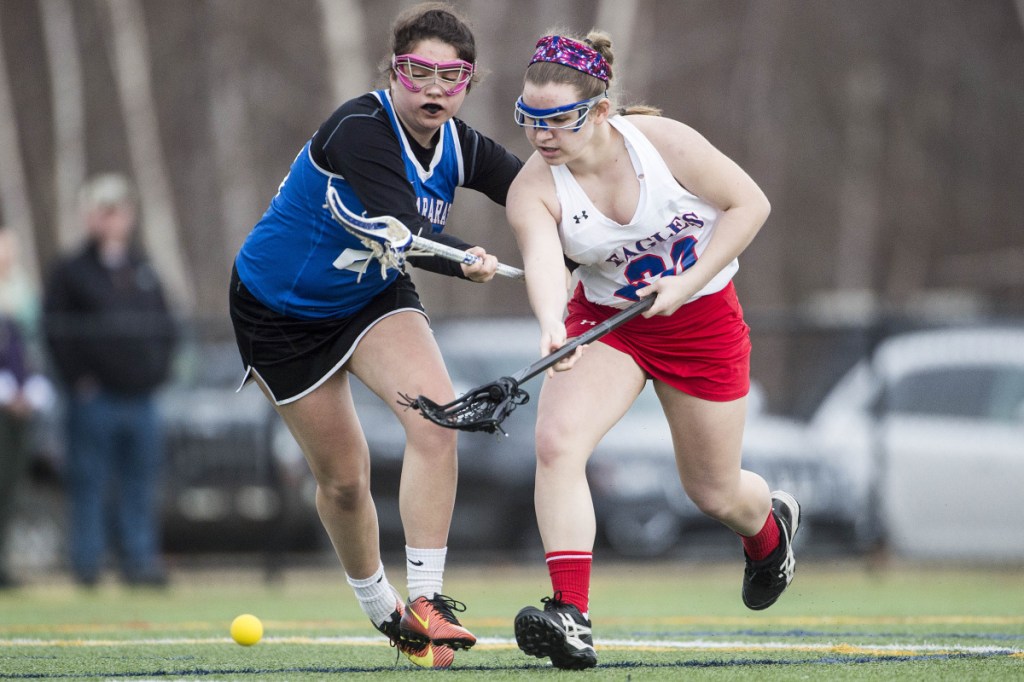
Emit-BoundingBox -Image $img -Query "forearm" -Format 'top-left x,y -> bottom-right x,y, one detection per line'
522,239 -> 570,332
528,269 -> 570,331
507,163 -> 571,336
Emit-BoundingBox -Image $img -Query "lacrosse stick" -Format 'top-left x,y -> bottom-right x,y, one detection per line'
400,295 -> 656,435
325,185 -> 524,280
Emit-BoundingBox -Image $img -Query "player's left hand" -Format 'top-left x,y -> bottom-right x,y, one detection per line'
462,247 -> 499,282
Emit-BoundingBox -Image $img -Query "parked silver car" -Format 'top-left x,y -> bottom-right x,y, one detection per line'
807,325 -> 1024,561
158,341 -> 322,555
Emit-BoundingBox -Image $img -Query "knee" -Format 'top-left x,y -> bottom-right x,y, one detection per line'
683,484 -> 738,522
405,422 -> 457,462
317,473 -> 370,513
534,417 -> 576,470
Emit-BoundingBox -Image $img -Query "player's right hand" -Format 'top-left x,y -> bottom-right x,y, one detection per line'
462,247 -> 498,282
541,325 -> 583,376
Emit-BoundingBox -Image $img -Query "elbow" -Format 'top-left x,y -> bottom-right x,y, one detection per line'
743,194 -> 770,239
755,192 -> 771,226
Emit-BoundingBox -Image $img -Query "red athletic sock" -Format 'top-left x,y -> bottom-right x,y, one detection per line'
741,510 -> 780,561
546,550 -> 592,614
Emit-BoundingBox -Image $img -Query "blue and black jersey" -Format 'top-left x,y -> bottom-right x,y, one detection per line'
235,90 -> 522,319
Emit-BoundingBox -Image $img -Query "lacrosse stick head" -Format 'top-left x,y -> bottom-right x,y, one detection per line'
325,185 -> 413,276
399,376 -> 530,435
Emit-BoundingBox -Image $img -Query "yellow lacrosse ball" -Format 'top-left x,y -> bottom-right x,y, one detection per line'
230,613 -> 263,646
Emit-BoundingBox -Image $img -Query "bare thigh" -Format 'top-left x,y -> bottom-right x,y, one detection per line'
536,341 -> 647,462
348,311 -> 456,439
255,371 -> 368,486
253,310 -> 454,484
655,382 -> 747,488
656,383 -> 769,532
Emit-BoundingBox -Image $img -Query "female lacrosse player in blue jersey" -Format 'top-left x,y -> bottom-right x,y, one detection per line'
506,32 -> 800,669
228,2 -> 522,668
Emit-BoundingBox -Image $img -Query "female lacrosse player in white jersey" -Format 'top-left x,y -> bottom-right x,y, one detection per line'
228,3 -> 522,668
506,32 -> 801,669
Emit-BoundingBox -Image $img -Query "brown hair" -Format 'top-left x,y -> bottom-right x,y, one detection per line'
383,2 -> 479,88
525,29 -> 661,116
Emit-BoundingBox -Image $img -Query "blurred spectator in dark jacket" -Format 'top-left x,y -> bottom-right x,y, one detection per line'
42,173 -> 177,587
0,228 -> 53,589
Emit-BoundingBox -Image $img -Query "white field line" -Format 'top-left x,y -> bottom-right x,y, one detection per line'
1,635 -> 1021,657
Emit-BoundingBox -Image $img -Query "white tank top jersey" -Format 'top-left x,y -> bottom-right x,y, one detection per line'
550,115 -> 738,308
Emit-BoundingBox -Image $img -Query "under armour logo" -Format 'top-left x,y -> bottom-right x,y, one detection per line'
573,211 -> 589,224
580,319 -> 598,326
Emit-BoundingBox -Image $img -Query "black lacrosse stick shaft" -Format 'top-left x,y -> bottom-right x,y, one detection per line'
402,295 -> 655,433
508,295 -> 655,384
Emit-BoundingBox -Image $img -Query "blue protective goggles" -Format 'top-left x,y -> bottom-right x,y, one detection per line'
513,94 -> 606,132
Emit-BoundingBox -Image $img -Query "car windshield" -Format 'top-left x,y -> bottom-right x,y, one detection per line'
885,366 -> 1024,421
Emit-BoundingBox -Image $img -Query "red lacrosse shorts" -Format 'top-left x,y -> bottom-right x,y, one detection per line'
564,281 -> 751,402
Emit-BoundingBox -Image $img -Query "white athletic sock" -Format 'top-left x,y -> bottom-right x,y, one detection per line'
406,546 -> 446,601
346,563 -> 400,627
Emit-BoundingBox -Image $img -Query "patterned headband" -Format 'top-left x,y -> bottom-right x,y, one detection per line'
528,35 -> 611,83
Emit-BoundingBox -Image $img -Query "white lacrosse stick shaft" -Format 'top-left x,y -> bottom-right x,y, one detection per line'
326,186 -> 524,280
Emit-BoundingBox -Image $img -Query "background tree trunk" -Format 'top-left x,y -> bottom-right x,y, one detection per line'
0,0 -> 1021,320
207,0 -> 262,273
596,0 -> 640,89
835,64 -> 886,299
0,10 -> 39,288
318,0 -> 372,105
40,0 -> 86,254
99,0 -> 193,311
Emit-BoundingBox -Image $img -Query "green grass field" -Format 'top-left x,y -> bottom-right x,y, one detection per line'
1,557 -> 1022,680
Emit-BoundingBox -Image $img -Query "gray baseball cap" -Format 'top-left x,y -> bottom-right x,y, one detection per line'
79,173 -> 136,209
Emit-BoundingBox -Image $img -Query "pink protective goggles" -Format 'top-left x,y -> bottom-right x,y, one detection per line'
392,54 -> 475,95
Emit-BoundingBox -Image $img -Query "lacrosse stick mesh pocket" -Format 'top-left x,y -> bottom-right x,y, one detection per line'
399,377 -> 530,435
